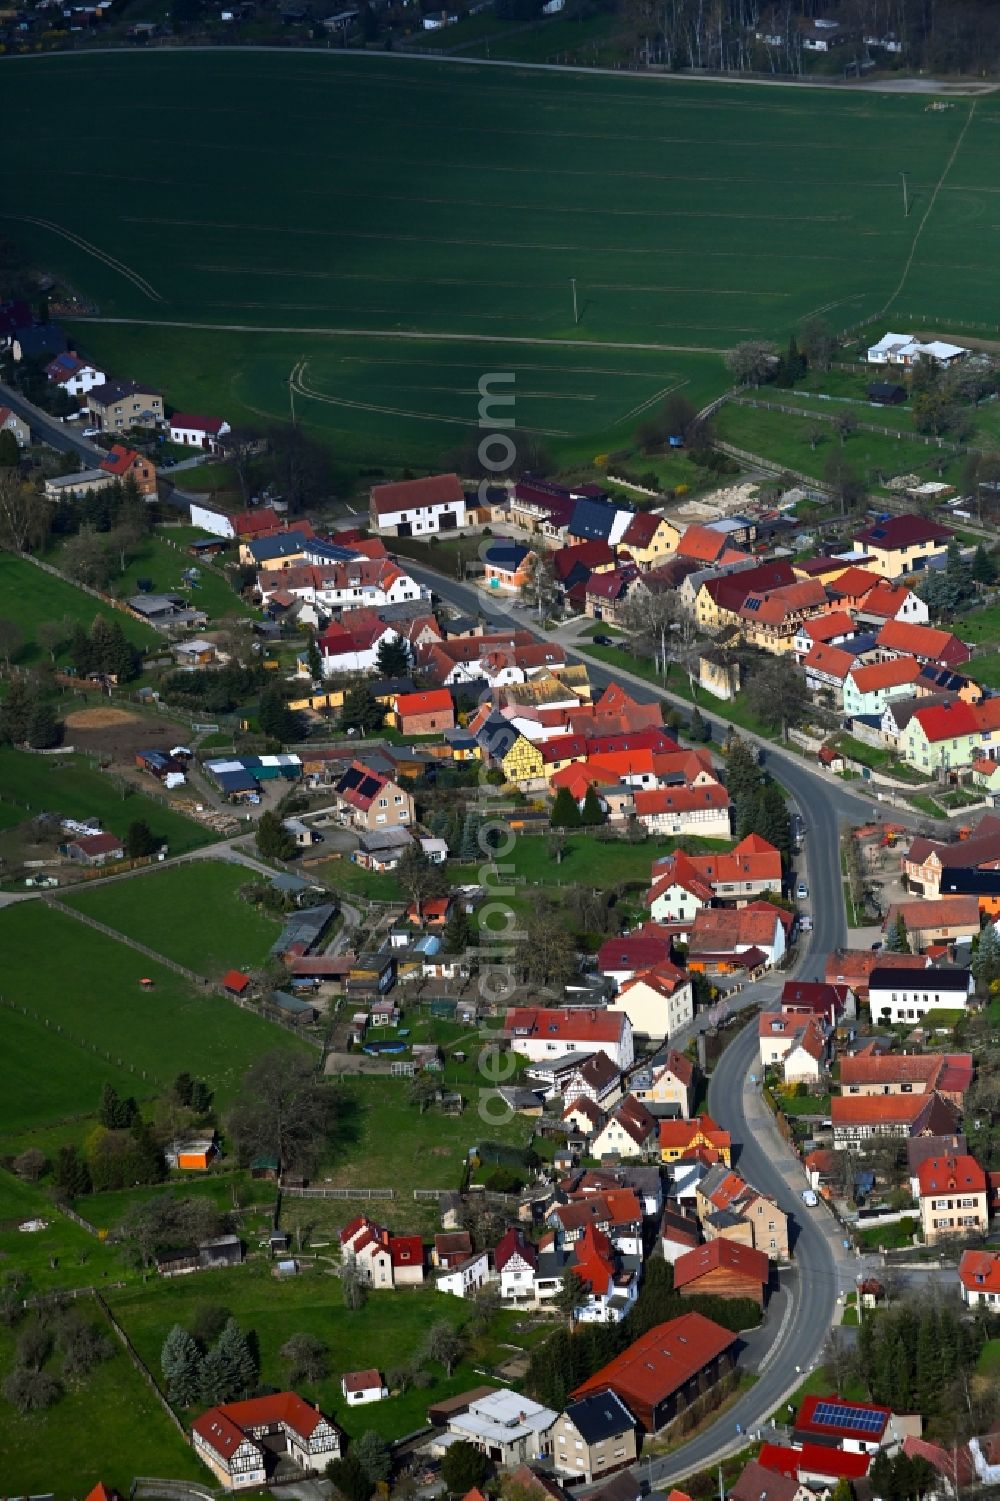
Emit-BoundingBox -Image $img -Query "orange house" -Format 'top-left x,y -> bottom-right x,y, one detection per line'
100,443 -> 158,496
659,1114 -> 732,1165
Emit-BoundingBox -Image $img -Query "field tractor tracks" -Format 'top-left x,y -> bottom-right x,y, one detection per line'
5,215 -> 163,302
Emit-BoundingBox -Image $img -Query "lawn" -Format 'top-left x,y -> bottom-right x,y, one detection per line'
0,552 -> 159,665
1,53 -> 992,467
967,652 -> 1000,689
63,859 -> 283,975
448,829 -> 731,891
0,745 -> 214,856
0,1320 -> 206,1499
0,1171 -> 130,1295
572,641 -> 780,740
960,606 -> 1000,647
855,1216 -> 919,1250
714,402 -> 965,490
0,903 -> 310,1138
321,1074 -> 535,1193
312,854 -> 404,902
108,1263 -> 530,1443
44,532 -> 253,623
976,1338 -> 1000,1377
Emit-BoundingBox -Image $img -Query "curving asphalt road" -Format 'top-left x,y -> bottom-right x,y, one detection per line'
400,559 -> 888,1480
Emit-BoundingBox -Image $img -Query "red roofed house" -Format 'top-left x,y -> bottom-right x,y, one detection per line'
917,1154 -> 988,1243
616,963 -> 694,1043
393,688 -> 455,736
494,1225 -> 539,1301
877,618 -> 971,669
390,1233 -> 425,1285
46,349 -> 106,396
170,413 -> 232,452
618,511 -> 681,570
100,443 -> 157,495
650,833 -> 782,906
505,1007 -> 635,1070
672,1238 -> 769,1306
369,473 -> 467,537
843,655 -> 924,718
688,902 -> 788,972
729,1460 -> 806,1501
853,513 -> 953,579
958,1249 -> 1000,1308
0,404 -> 30,447
592,1095 -> 659,1160
571,1312 -> 739,1432
839,1051 -> 971,1103
802,643 -> 855,696
832,1091 -> 961,1148
341,1369 -> 388,1405
596,924 -> 674,989
633,783 -> 732,840
192,1392 -> 341,1488
756,1444 -> 871,1487
856,580 -> 929,627
659,1114 -> 731,1166
232,507 -> 283,541
334,760 -> 414,832
676,524 -> 731,566
794,1392 -> 891,1452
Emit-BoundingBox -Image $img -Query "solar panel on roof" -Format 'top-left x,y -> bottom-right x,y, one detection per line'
811,1402 -> 884,1432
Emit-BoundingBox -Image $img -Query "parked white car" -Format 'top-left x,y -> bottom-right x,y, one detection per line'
801,1189 -> 819,1207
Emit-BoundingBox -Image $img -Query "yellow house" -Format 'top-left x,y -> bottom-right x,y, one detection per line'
853,514 -> 953,580
501,734 -> 545,786
289,688 -> 345,713
618,512 -> 681,570
659,1114 -> 732,1166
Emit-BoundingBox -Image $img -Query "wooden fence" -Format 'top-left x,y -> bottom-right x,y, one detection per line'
95,1291 -> 188,1437
729,394 -> 966,450
281,1184 -> 396,1200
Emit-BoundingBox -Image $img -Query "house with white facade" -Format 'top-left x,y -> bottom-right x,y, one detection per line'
435,1249 -> 491,1299
867,333 -> 968,368
169,413 -> 232,451
868,965 -> 973,1025
494,1226 -> 539,1302
445,1389 -> 557,1466
45,350 -> 106,397
616,965 -> 694,1042
369,473 -> 467,537
192,1393 -> 341,1490
505,1007 -> 634,1071
591,1096 -> 658,1160
341,1370 -> 388,1406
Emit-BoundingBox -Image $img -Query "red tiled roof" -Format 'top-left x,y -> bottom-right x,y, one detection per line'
505,1006 -> 628,1045
71,832 -> 123,857
171,412 -> 226,434
673,1238 -> 769,1291
193,1392 -> 326,1460
916,1153 -> 986,1197
855,513 -> 952,550
571,1312 -> 738,1407
221,969 -> 250,994
831,1094 -> 938,1125
878,618 -> 970,665
860,581 -> 916,618
884,894 -> 979,931
659,1115 -> 730,1153
796,1393 -> 890,1440
621,511 -> 667,549
958,1248 -> 1000,1293
371,472 -> 463,517
635,784 -> 731,817
676,524 -> 729,563
828,565 -> 882,598
343,1368 -> 383,1393
233,507 -> 282,538
803,642 -> 854,681
395,688 -> 453,717
911,699 -> 978,742
848,655 -> 922,693
757,1444 -> 871,1482
389,1234 -> 423,1267
100,443 -> 145,477
800,609 -> 855,643
494,1226 -> 538,1272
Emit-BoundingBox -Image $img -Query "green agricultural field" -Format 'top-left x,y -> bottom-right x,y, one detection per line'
109,1264 -> 527,1442
0,1320 -> 206,1499
0,552 -> 159,664
0,1003 -> 144,1137
968,652 -> 1000,689
0,903 -> 309,1138
0,746 -> 213,855
1,53 -> 996,467
64,860 -> 283,974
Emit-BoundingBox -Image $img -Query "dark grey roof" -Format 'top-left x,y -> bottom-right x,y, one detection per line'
563,1389 -> 635,1444
569,494 -> 628,542
869,965 -> 970,991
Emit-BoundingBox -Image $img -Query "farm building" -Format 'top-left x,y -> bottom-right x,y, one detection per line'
571,1313 -> 739,1433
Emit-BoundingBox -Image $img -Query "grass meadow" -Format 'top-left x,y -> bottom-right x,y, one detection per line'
0,745 -> 213,855
107,1264 -> 536,1442
0,902 -> 309,1140
1,53 -> 996,466
64,859 -> 283,974
0,553 -> 159,664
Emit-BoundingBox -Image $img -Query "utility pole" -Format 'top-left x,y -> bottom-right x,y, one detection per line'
901,172 -> 909,218
570,277 -> 579,326
289,365 -> 298,427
